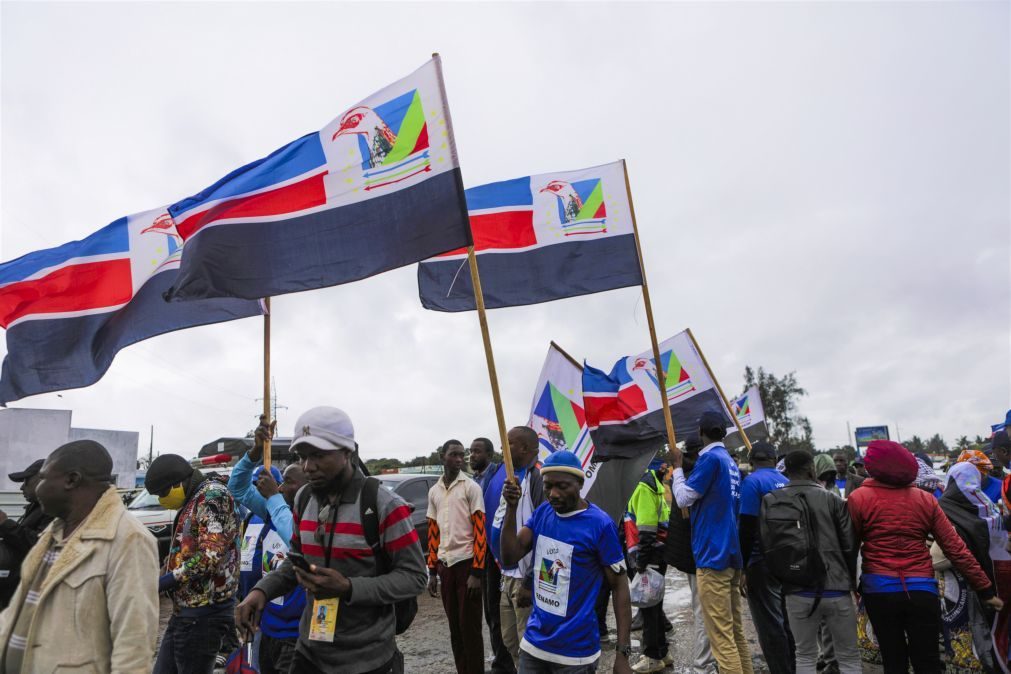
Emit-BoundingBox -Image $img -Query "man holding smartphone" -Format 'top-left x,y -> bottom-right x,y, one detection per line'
235,407 -> 427,674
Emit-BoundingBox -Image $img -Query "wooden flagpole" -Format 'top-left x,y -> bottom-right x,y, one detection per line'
262,297 -> 272,471
686,327 -> 753,452
622,160 -> 677,454
466,247 -> 514,481
431,52 -> 513,481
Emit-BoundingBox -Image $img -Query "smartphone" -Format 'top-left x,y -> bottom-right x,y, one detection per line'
287,551 -> 312,572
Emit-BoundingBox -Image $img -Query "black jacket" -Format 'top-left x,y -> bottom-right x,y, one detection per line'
0,500 -> 52,560
760,479 -> 857,593
663,507 -> 695,574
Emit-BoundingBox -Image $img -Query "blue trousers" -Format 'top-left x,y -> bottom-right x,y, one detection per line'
153,606 -> 234,674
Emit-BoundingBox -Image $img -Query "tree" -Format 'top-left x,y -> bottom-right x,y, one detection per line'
742,366 -> 814,453
365,457 -> 404,474
903,436 -> 925,454
956,435 -> 971,450
926,434 -> 948,455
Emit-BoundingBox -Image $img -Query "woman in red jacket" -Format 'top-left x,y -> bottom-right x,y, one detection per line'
847,440 -> 1004,674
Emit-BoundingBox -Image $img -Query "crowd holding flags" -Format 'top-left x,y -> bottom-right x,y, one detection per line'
3,53 -> 748,496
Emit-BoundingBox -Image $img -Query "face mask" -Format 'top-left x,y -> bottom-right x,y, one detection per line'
158,484 -> 186,510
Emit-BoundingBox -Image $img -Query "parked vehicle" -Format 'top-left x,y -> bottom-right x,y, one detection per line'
376,473 -> 441,548
127,489 -> 176,559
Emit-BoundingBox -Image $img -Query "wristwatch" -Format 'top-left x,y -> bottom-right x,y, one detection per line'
617,644 -> 632,658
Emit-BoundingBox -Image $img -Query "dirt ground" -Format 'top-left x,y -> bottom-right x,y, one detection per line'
158,571 -> 885,673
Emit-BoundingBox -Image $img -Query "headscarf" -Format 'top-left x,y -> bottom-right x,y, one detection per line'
864,439 -> 918,486
939,462 -> 1010,584
957,450 -> 993,475
914,458 -> 942,491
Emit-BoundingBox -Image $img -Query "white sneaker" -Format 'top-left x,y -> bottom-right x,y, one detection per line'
631,655 -> 665,673
662,652 -> 675,666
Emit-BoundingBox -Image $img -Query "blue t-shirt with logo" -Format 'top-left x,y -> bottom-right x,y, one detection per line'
739,467 -> 787,566
520,502 -> 624,665
686,445 -> 743,571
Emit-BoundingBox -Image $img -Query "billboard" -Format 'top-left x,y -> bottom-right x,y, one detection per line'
854,425 -> 890,448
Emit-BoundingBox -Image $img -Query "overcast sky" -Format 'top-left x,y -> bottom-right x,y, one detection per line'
2,1 -> 1008,461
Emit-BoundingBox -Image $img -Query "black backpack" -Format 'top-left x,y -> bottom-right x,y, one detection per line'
297,477 -> 418,634
760,488 -> 826,615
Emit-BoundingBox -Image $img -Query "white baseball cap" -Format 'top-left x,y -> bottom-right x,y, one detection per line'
290,406 -> 356,452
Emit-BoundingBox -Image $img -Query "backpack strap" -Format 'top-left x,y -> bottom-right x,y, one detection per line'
360,477 -> 392,574
798,492 -> 825,617
295,484 -> 313,522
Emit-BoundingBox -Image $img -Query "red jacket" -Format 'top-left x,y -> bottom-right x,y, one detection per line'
847,478 -> 994,596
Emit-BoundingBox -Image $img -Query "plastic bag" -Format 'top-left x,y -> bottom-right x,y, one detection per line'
630,567 -> 665,608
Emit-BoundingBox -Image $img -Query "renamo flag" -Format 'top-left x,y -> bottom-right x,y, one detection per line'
0,208 -> 262,404
583,330 -> 731,459
417,161 -> 643,311
165,58 -> 470,302
724,385 -> 769,450
528,343 -> 600,496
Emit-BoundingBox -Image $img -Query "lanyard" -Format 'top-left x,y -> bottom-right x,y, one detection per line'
322,498 -> 340,568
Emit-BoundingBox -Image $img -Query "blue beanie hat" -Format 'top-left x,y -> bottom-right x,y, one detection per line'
252,464 -> 283,485
541,451 -> 584,479
648,457 -> 666,472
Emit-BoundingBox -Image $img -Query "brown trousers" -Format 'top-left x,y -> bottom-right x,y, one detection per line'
438,559 -> 485,674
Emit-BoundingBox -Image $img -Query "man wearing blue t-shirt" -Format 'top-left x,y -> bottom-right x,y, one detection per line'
500,451 -> 633,674
671,410 -> 753,674
737,442 -> 792,674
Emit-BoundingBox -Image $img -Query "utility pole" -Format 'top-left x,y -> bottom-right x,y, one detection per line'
148,425 -> 154,465
255,378 -> 288,427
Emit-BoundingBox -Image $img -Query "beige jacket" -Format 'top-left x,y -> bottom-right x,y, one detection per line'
0,486 -> 159,673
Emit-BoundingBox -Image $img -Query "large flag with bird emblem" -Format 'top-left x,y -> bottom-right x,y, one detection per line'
417,160 -> 643,311
583,330 -> 731,459
165,57 -> 471,302
528,342 -> 600,496
0,208 -> 263,404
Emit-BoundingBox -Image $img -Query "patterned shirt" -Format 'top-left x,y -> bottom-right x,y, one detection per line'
165,476 -> 240,608
3,531 -> 63,673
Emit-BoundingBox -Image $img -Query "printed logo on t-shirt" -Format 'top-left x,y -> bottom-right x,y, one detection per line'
534,535 -> 573,617
240,522 -> 265,572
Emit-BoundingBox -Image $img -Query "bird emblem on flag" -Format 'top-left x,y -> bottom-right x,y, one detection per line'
331,89 -> 432,192
140,213 -> 182,258
539,178 -> 608,236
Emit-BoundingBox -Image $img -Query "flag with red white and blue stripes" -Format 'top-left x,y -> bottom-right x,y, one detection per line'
583,331 -> 731,458
165,58 -> 471,302
417,161 -> 643,311
0,208 -> 262,404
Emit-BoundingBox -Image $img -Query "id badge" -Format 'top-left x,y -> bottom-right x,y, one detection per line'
308,597 -> 339,641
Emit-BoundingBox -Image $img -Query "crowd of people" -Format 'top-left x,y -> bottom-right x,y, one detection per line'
0,405 -> 1007,674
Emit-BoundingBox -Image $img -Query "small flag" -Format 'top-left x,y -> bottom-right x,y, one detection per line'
583,330 -> 731,459
165,58 -> 471,302
418,161 -> 643,311
724,385 -> 769,450
528,343 -> 599,495
0,208 -> 262,404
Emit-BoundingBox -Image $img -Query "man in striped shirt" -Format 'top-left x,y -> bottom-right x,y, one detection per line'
236,406 -> 427,674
